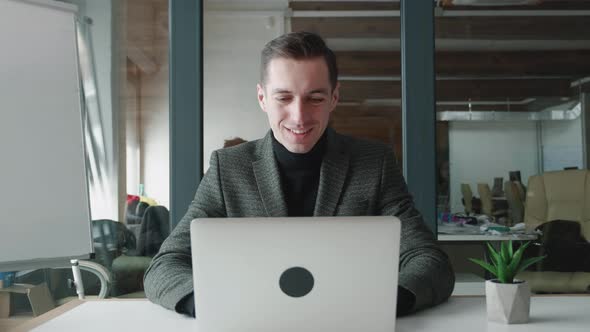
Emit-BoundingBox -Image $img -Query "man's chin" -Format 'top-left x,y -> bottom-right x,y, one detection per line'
283,143 -> 313,154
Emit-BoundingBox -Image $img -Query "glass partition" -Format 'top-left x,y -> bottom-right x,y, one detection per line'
434,1 -> 589,294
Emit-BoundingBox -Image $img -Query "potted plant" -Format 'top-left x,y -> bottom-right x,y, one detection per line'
469,240 -> 545,324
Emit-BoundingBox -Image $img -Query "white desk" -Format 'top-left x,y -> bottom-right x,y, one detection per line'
437,224 -> 537,242
14,300 -> 195,332
13,296 -> 590,332
397,295 -> 590,332
452,273 -> 485,296
438,233 -> 538,241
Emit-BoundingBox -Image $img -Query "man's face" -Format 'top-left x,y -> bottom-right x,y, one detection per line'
257,57 -> 339,154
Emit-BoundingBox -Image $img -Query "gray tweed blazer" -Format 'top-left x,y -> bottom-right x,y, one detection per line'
144,128 -> 454,313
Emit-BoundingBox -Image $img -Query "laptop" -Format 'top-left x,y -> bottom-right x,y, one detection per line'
190,216 -> 401,332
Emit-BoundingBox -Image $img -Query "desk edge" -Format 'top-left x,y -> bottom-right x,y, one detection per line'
9,298 -> 148,332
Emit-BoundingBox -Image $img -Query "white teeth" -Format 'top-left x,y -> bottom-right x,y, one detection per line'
288,128 -> 310,134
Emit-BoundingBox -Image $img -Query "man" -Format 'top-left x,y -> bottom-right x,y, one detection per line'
144,31 -> 454,317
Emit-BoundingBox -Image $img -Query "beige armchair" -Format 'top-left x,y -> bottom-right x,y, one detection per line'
477,183 -> 493,216
516,169 -> 590,293
478,183 -> 508,221
504,181 -> 524,225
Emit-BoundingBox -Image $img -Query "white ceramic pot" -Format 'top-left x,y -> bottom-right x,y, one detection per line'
485,279 -> 531,324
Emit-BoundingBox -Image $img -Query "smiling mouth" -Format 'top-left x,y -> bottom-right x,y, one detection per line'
286,127 -> 312,135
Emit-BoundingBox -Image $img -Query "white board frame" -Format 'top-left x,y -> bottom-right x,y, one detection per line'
0,0 -> 93,272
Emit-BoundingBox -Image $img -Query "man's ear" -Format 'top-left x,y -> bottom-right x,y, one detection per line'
257,83 -> 267,113
329,82 -> 340,113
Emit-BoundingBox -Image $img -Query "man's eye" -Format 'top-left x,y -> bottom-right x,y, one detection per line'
276,97 -> 291,102
310,98 -> 325,104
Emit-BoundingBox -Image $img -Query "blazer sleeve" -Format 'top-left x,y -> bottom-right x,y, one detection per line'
378,148 -> 455,312
144,151 -> 226,311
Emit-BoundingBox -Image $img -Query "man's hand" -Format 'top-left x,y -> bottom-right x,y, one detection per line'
176,292 -> 196,317
397,286 -> 416,316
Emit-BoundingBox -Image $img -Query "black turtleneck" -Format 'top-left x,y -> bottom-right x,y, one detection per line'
271,131 -> 327,216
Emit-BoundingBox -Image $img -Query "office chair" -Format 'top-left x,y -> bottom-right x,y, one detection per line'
504,181 -> 524,226
461,183 -> 474,214
516,170 -> 590,293
478,183 -> 508,222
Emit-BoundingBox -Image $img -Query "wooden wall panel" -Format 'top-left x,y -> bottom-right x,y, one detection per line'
337,50 -> 590,78
339,78 -> 572,102
290,0 -> 590,11
291,16 -> 590,40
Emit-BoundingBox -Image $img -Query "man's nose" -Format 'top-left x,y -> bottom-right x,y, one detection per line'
289,99 -> 307,124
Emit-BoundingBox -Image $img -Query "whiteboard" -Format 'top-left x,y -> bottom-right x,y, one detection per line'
0,0 -> 92,271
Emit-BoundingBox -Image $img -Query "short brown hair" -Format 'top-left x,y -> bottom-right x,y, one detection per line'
260,31 -> 338,89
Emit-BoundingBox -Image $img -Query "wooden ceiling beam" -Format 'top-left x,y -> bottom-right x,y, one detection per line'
289,1 -> 590,11
291,17 -> 399,39
435,78 -> 572,100
436,16 -> 590,40
290,1 -> 399,11
334,104 -> 529,115
339,80 -> 401,101
333,105 -> 400,118
338,78 -> 572,102
336,50 -> 590,78
127,44 -> 158,75
443,0 -> 590,10
291,16 -> 590,40
434,103 -> 529,112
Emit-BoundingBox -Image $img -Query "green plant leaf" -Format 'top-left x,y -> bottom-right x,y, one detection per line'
469,258 -> 498,277
507,241 -> 530,276
505,264 -> 515,284
501,241 -> 511,265
496,260 -> 508,283
472,240 -> 545,284
486,243 -> 501,267
516,256 -> 547,275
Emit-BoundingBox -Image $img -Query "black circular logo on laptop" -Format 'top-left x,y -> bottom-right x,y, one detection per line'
279,267 -> 314,297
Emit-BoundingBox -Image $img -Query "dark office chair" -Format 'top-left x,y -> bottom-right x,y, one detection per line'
136,205 -> 170,257
90,219 -> 152,296
92,219 -> 137,268
112,206 -> 170,296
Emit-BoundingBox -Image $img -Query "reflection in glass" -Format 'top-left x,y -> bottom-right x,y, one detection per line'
434,1 -> 590,295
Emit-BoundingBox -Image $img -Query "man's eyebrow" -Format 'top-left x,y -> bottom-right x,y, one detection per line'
270,88 -> 330,94
308,89 -> 329,95
271,88 -> 292,94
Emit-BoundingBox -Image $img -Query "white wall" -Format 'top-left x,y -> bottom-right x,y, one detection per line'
125,83 -> 140,197
120,0 -> 170,208
541,117 -> 583,171
203,11 -> 285,171
448,121 -> 540,213
141,61 -> 170,208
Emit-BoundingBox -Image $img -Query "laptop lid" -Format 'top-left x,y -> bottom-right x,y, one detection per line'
190,216 -> 401,332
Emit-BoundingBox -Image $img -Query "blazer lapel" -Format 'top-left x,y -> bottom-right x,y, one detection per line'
314,128 -> 350,216
252,131 -> 288,217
